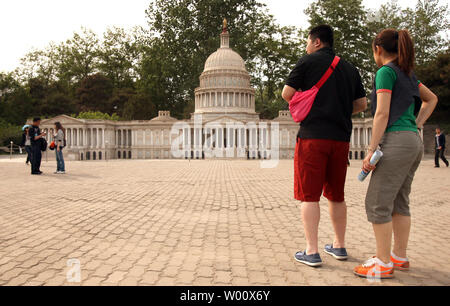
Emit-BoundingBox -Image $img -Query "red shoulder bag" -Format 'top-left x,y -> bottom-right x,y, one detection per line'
289,56 -> 341,123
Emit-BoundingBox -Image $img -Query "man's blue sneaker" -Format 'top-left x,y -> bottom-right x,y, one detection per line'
294,251 -> 323,267
324,244 -> 348,260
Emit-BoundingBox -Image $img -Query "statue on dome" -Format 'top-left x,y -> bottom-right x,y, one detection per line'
222,18 -> 228,33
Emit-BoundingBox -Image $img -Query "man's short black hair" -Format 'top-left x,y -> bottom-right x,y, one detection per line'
309,25 -> 334,48
33,117 -> 41,122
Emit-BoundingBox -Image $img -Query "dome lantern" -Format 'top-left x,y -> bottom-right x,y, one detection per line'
194,20 -> 256,115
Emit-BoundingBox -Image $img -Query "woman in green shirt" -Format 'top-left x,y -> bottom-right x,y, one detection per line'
354,29 -> 438,279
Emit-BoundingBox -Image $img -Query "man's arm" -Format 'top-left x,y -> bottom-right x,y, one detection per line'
282,85 -> 297,103
352,97 -> 367,114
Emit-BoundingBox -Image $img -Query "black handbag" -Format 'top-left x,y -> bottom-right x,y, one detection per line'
40,138 -> 48,152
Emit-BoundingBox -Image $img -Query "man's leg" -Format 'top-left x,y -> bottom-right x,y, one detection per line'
35,149 -> 42,172
301,202 -> 320,254
328,201 -> 347,248
435,149 -> 440,167
440,149 -> 449,166
324,141 -> 349,249
294,139 -> 327,265
31,146 -> 39,173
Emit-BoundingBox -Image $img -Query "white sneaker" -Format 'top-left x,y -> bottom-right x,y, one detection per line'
59,171 -> 66,174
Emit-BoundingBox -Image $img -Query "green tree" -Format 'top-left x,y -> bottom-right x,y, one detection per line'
57,28 -> 100,85
98,27 -> 140,89
367,0 -> 403,34
75,111 -> 120,121
404,0 -> 449,65
305,0 -> 372,88
416,50 -> 450,121
76,73 -> 113,113
122,93 -> 156,120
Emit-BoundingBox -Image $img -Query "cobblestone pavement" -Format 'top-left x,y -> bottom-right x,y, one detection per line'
0,156 -> 449,286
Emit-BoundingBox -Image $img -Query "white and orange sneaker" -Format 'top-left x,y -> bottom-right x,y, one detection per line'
354,257 -> 394,279
391,252 -> 410,271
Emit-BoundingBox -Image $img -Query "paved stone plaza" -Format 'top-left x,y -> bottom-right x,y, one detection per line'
0,156 -> 449,286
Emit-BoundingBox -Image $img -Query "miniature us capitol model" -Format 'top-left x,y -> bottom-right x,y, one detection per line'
35,20 -> 373,162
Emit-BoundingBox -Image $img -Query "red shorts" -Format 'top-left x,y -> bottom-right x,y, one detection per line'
294,138 -> 349,203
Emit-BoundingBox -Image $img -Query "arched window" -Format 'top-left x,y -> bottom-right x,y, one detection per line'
93,151 -> 96,160
118,151 -> 121,159
349,151 -> 353,160
128,151 -> 132,159
80,153 -> 84,161
99,152 -> 102,160
123,151 -> 126,159
361,151 -> 365,160
86,152 -> 91,160
355,151 -> 359,160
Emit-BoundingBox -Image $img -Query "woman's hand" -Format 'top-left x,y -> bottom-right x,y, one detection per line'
362,151 -> 376,173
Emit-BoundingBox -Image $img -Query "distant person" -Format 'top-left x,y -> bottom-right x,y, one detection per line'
435,127 -> 448,168
54,122 -> 66,174
354,29 -> 438,279
282,25 -> 367,267
21,126 -> 32,165
28,117 -> 46,175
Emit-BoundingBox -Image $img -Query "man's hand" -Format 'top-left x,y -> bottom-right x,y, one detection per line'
439,146 -> 442,150
362,151 -> 376,173
282,85 -> 297,102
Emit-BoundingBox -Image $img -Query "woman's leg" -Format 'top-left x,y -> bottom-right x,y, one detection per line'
26,146 -> 32,164
56,151 -> 60,171
60,150 -> 65,172
373,222 -> 393,264
392,214 -> 411,258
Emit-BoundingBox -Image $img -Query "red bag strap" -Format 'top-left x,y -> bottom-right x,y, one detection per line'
315,56 -> 341,89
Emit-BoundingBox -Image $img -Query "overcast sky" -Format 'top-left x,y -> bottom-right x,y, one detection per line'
0,0 -> 446,73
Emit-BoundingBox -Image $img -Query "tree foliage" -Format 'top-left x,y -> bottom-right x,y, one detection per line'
0,0 -> 449,135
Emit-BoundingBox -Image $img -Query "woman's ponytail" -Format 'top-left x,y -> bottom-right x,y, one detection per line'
397,30 -> 415,75
373,28 -> 416,75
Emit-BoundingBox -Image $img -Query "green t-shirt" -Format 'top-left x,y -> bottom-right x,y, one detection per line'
375,66 -> 420,133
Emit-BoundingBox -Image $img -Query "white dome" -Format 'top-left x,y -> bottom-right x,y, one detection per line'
204,48 -> 247,72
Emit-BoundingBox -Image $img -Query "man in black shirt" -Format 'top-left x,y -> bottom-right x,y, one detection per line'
435,127 -> 449,168
28,117 -> 46,175
282,25 -> 367,267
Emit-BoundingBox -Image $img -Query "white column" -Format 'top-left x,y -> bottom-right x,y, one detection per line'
215,128 -> 218,149
71,128 -> 74,147
102,129 -> 105,148
96,129 -> 99,148
356,128 -> 359,147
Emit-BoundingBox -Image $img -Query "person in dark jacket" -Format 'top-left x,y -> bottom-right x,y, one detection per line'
435,127 -> 449,168
21,127 -> 32,165
28,117 -> 46,175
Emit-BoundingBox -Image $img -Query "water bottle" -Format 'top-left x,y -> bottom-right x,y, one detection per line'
358,150 -> 383,182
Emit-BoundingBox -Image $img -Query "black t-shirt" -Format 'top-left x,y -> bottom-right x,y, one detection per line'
28,125 -> 41,146
285,47 -> 366,142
